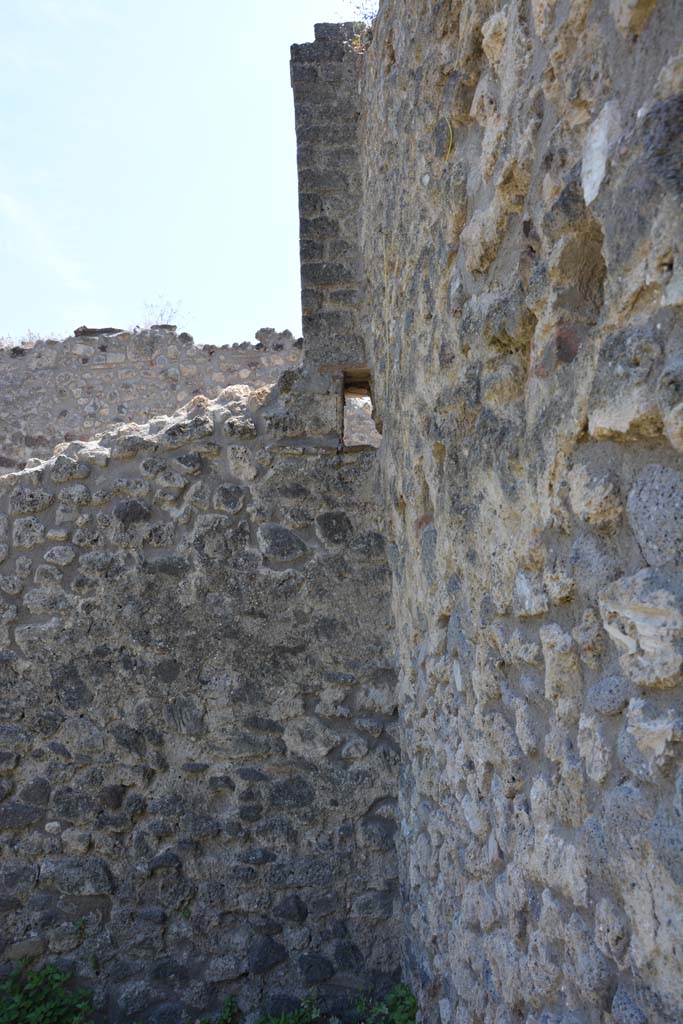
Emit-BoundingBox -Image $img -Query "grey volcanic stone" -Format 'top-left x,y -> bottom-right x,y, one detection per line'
274,894 -> 308,923
627,465 -> 683,566
214,484 -> 246,514
40,856 -> 114,895
565,914 -> 615,1008
270,777 -> 315,809
9,489 -> 54,515
148,850 -> 182,873
146,1004 -> 186,1024
587,675 -> 631,716
111,723 -> 147,757
0,803 -> 43,830
248,936 -> 288,974
333,941 -> 363,971
265,994 -> 301,1018
257,523 -> 309,562
299,953 -> 334,983
12,516 -> 45,549
18,778 -> 50,806
50,665 -> 92,709
611,987 -> 647,1024
113,499 -> 151,525
316,511 -> 353,544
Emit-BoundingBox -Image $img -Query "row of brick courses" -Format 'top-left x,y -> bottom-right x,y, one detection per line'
291,24 -> 366,371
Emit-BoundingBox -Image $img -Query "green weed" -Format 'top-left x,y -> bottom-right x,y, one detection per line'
199,996 -> 241,1024
0,963 -> 94,1024
0,960 -> 415,1024
256,995 -> 321,1024
358,984 -> 417,1024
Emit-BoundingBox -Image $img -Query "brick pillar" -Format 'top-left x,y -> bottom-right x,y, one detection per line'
291,24 -> 366,373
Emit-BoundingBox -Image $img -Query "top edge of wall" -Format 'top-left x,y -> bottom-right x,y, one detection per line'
0,326 -> 302,359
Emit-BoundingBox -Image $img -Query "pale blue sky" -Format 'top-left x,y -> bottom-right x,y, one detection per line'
0,0 -> 362,344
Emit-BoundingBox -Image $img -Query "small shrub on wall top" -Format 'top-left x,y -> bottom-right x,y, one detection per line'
363,4 -> 380,21
348,2 -> 379,24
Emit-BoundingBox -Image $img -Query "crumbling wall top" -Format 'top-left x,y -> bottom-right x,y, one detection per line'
0,326 -> 301,471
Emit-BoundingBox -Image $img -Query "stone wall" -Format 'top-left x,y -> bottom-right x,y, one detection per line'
0,24 -> 399,1023
0,327 -> 301,471
2,6 -> 683,1024
0,379 -> 399,1021
360,1 -> 683,1022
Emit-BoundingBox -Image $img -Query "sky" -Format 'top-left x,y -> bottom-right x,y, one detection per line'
0,0 -> 365,345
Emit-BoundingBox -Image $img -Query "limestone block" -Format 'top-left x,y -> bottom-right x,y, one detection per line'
626,697 -> 683,772
513,698 -> 539,756
226,445 -> 258,481
599,568 -> 683,686
564,913 -> 615,1009
540,624 -> 583,720
581,101 -> 621,205
283,717 -> 338,759
512,571 -> 548,616
530,826 -> 588,906
610,0 -> 657,35
568,464 -> 622,528
481,9 -> 509,71
589,319 -> 665,440
578,713 -> 611,782
658,355 -> 683,451
656,48 -> 683,100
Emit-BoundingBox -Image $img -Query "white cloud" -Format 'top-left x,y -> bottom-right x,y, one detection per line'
0,191 -> 90,292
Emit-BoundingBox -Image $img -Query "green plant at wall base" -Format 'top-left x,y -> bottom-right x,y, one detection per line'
198,996 -> 241,1024
358,985 -> 417,1024
0,962 -> 414,1024
256,986 -> 417,1024
0,963 -> 94,1024
256,996 -> 321,1024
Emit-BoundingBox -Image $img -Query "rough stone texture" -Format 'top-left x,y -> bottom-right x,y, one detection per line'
2,6 -> 683,1024
0,381 -> 399,1019
0,327 -> 301,471
359,1 -> 683,1022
